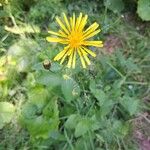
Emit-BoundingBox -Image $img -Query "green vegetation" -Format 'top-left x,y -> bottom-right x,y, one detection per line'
0,0 -> 150,149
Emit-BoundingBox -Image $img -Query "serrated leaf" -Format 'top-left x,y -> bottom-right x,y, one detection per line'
27,116 -> 53,139
100,100 -> 114,117
61,77 -> 80,102
89,80 -> 106,105
90,115 -> 101,131
89,80 -> 97,93
116,51 -> 127,67
50,62 -> 62,72
21,103 -> 38,119
75,119 -> 91,137
37,72 -> 62,87
28,86 -> 49,109
96,90 -> 106,105
20,98 -> 59,139
32,62 -> 45,71
126,58 -> 141,73
65,114 -> 80,129
112,120 -> 129,137
43,99 -> 59,119
0,102 -> 15,129
104,0 -> 124,13
32,62 -> 61,72
137,0 -> 150,21
121,96 -> 139,116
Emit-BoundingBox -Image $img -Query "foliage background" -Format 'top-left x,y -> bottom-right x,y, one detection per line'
0,0 -> 150,149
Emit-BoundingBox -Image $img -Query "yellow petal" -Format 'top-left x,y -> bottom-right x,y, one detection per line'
60,48 -> 72,64
83,29 -> 101,40
77,48 -> 86,68
75,13 -> 83,31
83,40 -> 103,47
67,48 -> 72,56
72,13 -> 76,30
82,46 -> 96,57
79,48 -> 91,65
84,55 -> 91,65
78,15 -> 88,32
58,30 -> 68,37
63,13 -> 71,32
67,51 -> 74,68
79,48 -> 87,55
70,13 -> 76,31
46,37 -> 68,44
48,30 -> 67,38
72,49 -> 76,68
56,17 -> 69,35
83,22 -> 99,37
54,46 -> 69,61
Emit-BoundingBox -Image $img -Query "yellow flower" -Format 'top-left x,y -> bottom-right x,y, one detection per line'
46,13 -> 103,68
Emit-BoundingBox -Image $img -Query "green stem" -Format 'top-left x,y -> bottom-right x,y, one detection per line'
107,62 -> 124,78
64,129 -> 74,150
124,81 -> 148,85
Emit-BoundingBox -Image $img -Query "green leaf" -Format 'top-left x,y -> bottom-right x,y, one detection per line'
20,98 -> 59,139
121,96 -> 139,116
116,50 -> 127,67
65,114 -> 81,129
50,62 -> 62,72
32,62 -> 45,71
104,0 -> 124,13
75,137 -> 91,150
100,100 -> 114,117
89,80 -> 106,105
28,86 -> 49,109
37,72 -> 62,87
8,38 -> 38,72
21,103 -> 38,119
137,0 -> 150,21
32,62 -> 61,72
28,116 -> 51,139
75,119 -> 91,137
112,120 -> 129,137
89,80 -> 97,93
125,58 -> 141,73
61,77 -> 80,102
90,115 -> 101,131
0,102 -> 15,129
43,98 -> 59,119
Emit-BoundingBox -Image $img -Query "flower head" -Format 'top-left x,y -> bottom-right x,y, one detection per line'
46,13 -> 103,68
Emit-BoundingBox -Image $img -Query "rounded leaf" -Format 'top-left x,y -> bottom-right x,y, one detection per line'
0,102 -> 15,129
137,0 -> 150,21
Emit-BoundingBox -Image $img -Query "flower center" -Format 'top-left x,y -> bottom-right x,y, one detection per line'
69,31 -> 83,48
